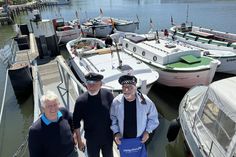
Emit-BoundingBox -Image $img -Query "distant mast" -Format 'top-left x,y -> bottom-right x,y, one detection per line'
186,4 -> 189,24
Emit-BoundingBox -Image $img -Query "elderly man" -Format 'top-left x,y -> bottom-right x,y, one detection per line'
73,72 -> 114,157
110,75 -> 159,157
28,91 -> 77,157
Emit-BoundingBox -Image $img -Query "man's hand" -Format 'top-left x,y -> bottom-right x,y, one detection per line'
114,133 -> 122,145
78,140 -> 85,152
141,131 -> 149,143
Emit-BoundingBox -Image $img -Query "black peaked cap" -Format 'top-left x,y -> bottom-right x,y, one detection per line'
118,75 -> 137,85
85,72 -> 104,81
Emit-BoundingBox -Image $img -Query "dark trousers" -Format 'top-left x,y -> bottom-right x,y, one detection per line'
86,140 -> 113,157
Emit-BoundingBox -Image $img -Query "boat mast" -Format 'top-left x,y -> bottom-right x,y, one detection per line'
114,42 -> 122,68
186,4 -> 189,24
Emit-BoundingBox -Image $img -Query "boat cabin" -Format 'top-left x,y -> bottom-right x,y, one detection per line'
122,33 -> 202,65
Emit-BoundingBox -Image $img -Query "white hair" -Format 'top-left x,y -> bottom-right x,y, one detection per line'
40,91 -> 59,108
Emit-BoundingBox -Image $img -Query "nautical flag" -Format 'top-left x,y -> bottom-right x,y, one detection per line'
100,8 -> 103,16
171,16 -> 174,25
119,137 -> 147,157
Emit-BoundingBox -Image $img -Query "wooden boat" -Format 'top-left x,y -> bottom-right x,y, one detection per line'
120,32 -> 220,88
168,24 -> 236,75
52,18 -> 82,43
97,16 -> 139,32
66,37 -> 159,95
170,24 -> 236,52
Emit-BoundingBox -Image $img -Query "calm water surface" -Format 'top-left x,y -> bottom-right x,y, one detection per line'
0,0 -> 236,156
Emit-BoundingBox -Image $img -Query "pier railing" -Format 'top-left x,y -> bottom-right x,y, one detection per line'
0,69 -> 9,128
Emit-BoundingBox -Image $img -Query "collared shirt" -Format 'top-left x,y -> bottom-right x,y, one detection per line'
110,93 -> 159,137
41,111 -> 63,125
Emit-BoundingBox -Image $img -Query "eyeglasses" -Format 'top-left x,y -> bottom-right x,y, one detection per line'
122,84 -> 135,90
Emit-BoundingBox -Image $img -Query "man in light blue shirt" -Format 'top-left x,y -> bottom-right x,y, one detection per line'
110,74 -> 159,148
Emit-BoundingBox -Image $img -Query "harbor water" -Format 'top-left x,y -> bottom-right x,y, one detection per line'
1,0 -> 236,156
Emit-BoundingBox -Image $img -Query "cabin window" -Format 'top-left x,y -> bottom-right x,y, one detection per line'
153,56 -> 157,61
125,43 -> 129,48
142,51 -> 145,56
200,99 -> 236,152
133,47 -> 136,52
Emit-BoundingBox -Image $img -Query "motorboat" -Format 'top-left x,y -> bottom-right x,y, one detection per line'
52,18 -> 82,43
66,37 -> 159,95
96,16 -> 139,32
179,76 -> 236,157
120,32 -> 220,88
80,18 -> 113,38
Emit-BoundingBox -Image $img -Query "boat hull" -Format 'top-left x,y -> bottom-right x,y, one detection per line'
56,28 -> 81,43
179,86 -> 207,157
152,66 -> 215,88
82,25 -> 113,38
211,56 -> 236,75
115,22 -> 139,32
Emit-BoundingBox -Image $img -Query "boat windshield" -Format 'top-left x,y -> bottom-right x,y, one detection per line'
201,99 -> 236,152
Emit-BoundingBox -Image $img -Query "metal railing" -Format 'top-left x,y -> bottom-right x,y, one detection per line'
0,69 -> 9,127
32,55 -> 87,121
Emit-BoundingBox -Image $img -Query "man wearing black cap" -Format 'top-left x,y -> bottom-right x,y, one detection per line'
110,74 -> 159,156
73,72 -> 114,157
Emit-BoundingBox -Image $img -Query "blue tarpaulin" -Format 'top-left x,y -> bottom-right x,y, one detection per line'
119,137 -> 147,157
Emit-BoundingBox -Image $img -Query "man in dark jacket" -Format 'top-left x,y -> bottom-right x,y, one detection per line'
28,91 -> 77,157
73,72 -> 114,157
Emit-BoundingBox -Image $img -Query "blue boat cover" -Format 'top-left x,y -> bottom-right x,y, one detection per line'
119,137 -> 147,157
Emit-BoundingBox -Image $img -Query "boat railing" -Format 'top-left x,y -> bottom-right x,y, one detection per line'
182,93 -> 226,157
191,113 -> 227,157
55,55 -> 87,103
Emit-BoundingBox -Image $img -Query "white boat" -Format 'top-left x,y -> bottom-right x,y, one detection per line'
179,76 -> 236,157
202,50 -> 236,75
56,0 -> 71,5
52,18 -> 82,43
97,17 -> 139,32
80,19 -> 113,38
44,0 -> 71,5
66,37 -> 159,94
121,32 -> 220,88
170,24 -> 236,52
169,24 -> 236,75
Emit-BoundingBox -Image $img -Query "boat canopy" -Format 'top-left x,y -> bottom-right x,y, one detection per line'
207,76 -> 236,122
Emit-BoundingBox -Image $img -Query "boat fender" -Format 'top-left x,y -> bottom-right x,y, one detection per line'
195,36 -> 199,41
167,117 -> 181,142
183,33 -> 186,38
